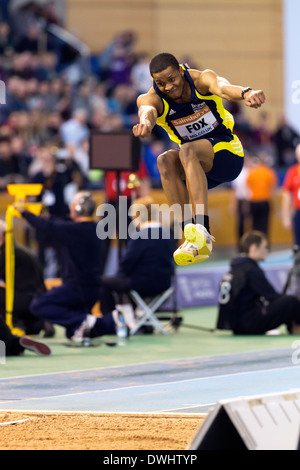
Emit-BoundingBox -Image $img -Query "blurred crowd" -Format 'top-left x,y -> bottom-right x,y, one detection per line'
0,0 -> 300,215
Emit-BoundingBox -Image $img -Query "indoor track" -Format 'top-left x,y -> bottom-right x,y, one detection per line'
0,348 -> 299,416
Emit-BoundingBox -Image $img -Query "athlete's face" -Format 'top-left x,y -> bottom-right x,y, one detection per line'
152,66 -> 185,100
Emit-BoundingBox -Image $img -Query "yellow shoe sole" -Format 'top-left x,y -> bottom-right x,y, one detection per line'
184,225 -> 211,256
173,251 -> 209,266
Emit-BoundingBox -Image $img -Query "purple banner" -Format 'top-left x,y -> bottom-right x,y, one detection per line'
163,265 -> 291,309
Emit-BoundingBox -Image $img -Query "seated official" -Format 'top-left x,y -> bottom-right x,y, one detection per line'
99,196 -> 175,315
217,230 -> 300,335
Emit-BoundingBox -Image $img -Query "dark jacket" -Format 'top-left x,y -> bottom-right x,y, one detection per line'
231,255 -> 280,308
22,211 -> 102,289
0,242 -> 45,294
217,255 -> 281,331
118,223 -> 175,296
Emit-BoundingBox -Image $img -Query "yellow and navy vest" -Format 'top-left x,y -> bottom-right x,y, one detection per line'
153,66 -> 235,146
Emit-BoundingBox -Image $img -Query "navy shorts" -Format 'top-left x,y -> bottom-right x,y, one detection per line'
205,133 -> 244,189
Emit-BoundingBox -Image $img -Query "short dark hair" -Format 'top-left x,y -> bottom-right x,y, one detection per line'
239,231 -> 267,254
75,192 -> 96,216
149,53 -> 180,76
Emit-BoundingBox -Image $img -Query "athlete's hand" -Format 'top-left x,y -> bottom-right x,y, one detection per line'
132,123 -> 152,139
244,89 -> 265,109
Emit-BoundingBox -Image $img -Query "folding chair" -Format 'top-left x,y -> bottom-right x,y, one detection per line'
129,286 -> 175,335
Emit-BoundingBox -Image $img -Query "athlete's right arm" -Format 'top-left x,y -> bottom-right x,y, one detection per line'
132,93 -> 160,139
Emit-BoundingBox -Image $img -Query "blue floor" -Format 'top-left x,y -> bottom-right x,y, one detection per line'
1,348 -> 299,415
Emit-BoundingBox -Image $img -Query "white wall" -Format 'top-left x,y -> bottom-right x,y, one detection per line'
283,0 -> 300,134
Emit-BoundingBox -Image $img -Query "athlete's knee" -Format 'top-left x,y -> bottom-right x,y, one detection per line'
179,142 -> 199,167
179,141 -> 213,167
157,150 -> 178,177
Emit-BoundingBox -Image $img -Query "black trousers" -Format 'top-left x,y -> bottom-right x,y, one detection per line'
250,201 -> 270,236
0,316 -> 23,356
100,274 -> 132,314
30,284 -> 101,339
234,295 -> 300,334
0,287 -> 44,335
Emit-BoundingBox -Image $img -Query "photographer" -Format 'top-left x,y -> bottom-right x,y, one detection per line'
15,191 -> 104,341
217,231 -> 300,335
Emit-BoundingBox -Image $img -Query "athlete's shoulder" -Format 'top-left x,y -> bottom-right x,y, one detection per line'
188,68 -> 214,94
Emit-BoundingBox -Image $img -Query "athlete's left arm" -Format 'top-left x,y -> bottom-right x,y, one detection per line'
197,69 -> 265,109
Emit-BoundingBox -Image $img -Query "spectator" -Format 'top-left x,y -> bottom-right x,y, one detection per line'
106,83 -> 138,128
98,31 -> 136,85
29,144 -> 72,218
130,53 -> 152,94
42,111 -> 63,144
217,230 -> 300,335
252,111 -> 276,162
275,114 -> 300,168
0,135 -> 24,190
59,108 -> 89,148
143,139 -> 166,188
5,76 -> 29,114
10,3 -> 42,48
71,80 -> 94,118
229,155 -> 252,245
0,1 -> 11,24
10,134 -> 32,177
282,143 -> 300,245
14,23 -> 43,54
0,21 -> 13,56
71,138 -> 90,178
246,153 -> 278,238
42,77 -> 65,113
90,82 -> 108,115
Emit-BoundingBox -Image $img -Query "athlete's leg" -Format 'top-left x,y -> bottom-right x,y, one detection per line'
177,140 -> 215,259
178,139 -> 214,217
157,148 -> 202,266
157,149 -> 192,224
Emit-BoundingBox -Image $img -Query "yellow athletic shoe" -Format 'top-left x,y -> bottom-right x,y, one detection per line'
173,240 -> 210,266
183,223 -> 215,257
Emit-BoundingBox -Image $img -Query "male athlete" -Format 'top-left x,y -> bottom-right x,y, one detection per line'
133,53 -> 265,265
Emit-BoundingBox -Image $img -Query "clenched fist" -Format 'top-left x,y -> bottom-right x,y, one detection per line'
244,89 -> 266,109
132,123 -> 153,139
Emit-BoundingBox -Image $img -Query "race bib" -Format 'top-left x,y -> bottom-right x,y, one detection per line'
171,105 -> 219,141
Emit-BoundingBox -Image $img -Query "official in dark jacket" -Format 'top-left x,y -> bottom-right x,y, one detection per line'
15,192 -> 116,340
217,231 -> 300,334
100,196 -> 175,314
